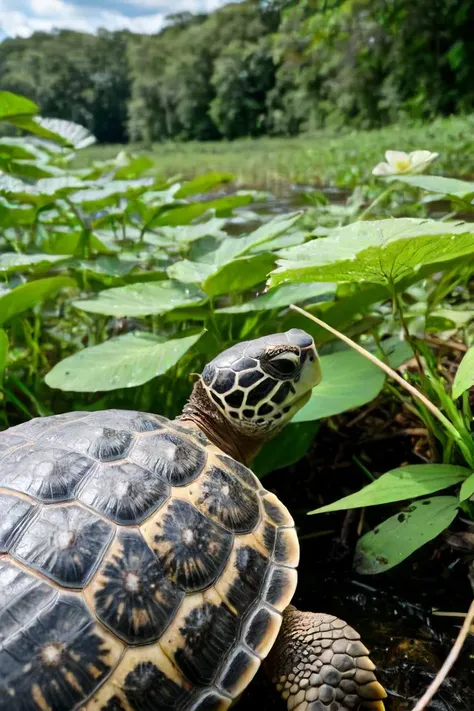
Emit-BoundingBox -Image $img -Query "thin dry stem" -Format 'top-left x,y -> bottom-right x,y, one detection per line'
411,599 -> 474,711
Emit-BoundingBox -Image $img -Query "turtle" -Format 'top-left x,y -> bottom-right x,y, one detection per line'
0,329 -> 387,711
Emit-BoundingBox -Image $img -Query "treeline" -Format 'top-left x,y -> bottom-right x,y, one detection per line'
1,0 -> 473,144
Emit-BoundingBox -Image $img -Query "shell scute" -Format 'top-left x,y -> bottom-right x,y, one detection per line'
11,503 -> 114,588
77,459 -> 169,525
0,493 -> 35,552
131,431 -> 207,486
0,560 -> 57,645
0,445 -> 95,502
161,591 -> 239,687
193,464 -> 260,533
142,498 -> 232,592
86,528 -> 184,644
0,594 -> 123,711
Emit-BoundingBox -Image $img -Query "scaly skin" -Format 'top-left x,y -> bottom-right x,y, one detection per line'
266,606 -> 387,711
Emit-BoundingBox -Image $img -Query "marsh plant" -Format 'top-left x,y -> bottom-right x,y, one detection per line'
1,90 -> 474,576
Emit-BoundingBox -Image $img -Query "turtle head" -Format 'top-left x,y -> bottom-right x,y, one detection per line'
200,329 -> 321,438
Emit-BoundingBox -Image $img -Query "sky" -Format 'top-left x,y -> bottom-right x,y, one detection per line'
0,0 -> 228,39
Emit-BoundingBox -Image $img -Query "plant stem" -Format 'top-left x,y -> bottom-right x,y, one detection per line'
290,304 -> 465,448
411,598 -> 474,711
359,183 -> 395,220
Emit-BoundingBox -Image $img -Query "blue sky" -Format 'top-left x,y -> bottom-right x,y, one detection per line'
0,0 -> 228,38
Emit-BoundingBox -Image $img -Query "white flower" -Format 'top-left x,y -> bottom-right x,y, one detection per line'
372,150 -> 439,176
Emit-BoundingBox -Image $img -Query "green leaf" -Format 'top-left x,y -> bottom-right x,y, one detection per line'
157,218 -> 227,244
73,280 -> 207,317
270,218 -> 474,287
293,349 -> 385,422
452,347 -> 474,399
203,252 -> 276,296
354,496 -> 459,574
0,197 -> 36,227
390,174 -> 474,199
0,329 -> 8,387
10,116 -> 96,149
211,212 -> 302,264
217,282 -> 336,314
151,194 -> 253,227
175,172 -> 234,199
253,421 -> 319,478
460,473 -> 474,502
0,91 -> 38,119
311,464 -> 469,514
168,213 -> 302,291
45,331 -> 203,392
0,137 -> 38,160
0,253 -> 69,274
0,276 -> 75,326
166,260 -> 215,284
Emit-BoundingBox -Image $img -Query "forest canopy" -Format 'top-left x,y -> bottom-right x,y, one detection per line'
0,0 -> 473,144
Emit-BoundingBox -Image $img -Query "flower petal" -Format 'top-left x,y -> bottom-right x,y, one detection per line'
372,162 -> 393,176
385,150 -> 410,168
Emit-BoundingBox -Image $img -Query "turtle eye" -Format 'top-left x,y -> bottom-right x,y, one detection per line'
267,353 -> 299,377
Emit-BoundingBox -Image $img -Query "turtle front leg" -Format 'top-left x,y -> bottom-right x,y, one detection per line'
265,606 -> 387,711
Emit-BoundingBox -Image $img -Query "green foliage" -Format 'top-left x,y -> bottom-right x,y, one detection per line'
1,0 -> 473,143
311,464 -> 470,513
354,497 -> 460,574
271,219 -> 474,287
293,350 -> 385,422
45,332 -> 203,392
452,347 -> 474,399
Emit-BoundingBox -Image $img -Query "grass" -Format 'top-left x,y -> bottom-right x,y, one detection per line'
78,114 -> 474,190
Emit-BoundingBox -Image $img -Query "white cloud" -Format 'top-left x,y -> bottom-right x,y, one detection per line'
0,0 -> 228,38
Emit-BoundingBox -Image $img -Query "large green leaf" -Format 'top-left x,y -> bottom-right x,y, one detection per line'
293,349 -> 385,422
45,331 -> 203,392
452,347 -> 474,399
0,253 -> 69,274
354,496 -> 459,574
0,276 -> 75,326
0,91 -> 38,119
253,421 -> 320,478
311,464 -> 469,514
73,280 -> 207,317
168,213 -> 302,289
0,329 -> 8,387
270,218 -> 474,286
157,218 -> 227,245
390,174 -> 474,200
202,252 -> 276,296
212,212 -> 302,264
217,282 -> 336,314
460,473 -> 474,502
151,194 -> 253,227
166,260 -> 215,284
175,173 -> 234,199
10,116 -> 96,149
0,197 -> 36,226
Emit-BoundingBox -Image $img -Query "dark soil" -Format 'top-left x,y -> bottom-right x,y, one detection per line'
243,396 -> 474,710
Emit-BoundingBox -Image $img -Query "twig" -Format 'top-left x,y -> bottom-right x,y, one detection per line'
411,599 -> 474,711
423,335 -> 468,353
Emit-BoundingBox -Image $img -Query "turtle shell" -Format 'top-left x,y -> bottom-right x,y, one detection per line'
0,409 -> 299,711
